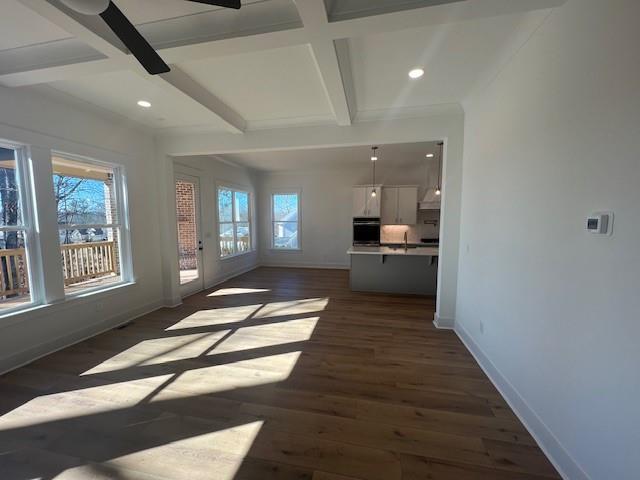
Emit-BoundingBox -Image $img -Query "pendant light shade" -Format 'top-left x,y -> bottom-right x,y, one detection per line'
370,146 -> 378,197
421,141 -> 444,204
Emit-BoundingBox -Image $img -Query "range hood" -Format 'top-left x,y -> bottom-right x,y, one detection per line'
419,188 -> 441,210
420,141 -> 443,210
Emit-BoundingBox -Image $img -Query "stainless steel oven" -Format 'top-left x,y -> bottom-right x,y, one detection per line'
353,217 -> 380,246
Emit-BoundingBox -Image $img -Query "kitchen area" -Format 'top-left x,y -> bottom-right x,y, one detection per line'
348,143 -> 443,296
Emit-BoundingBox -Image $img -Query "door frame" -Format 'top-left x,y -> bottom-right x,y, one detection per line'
174,172 -> 204,298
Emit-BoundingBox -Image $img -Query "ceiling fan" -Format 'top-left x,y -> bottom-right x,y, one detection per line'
59,0 -> 241,75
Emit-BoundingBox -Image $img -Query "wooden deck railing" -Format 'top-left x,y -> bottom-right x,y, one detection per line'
0,248 -> 29,297
220,235 -> 250,257
1,240 -> 118,299
61,241 -> 116,286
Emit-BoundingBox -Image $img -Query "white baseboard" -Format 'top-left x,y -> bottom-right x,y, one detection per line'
0,264 -> 261,374
259,262 -> 349,270
164,295 -> 183,308
455,322 -> 590,480
0,299 -> 164,376
204,264 -> 260,291
433,312 -> 455,329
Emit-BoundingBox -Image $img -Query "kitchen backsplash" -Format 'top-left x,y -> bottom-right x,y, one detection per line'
380,209 -> 440,243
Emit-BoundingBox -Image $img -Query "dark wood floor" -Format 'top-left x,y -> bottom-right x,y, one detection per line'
0,267 -> 560,479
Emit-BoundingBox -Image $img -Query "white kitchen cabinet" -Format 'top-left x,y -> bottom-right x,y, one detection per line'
397,187 -> 418,224
381,187 -> 398,224
381,186 -> 418,224
352,187 -> 367,216
353,186 -> 381,217
365,186 -> 381,217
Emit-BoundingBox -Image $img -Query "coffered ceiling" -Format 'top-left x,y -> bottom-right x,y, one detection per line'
0,0 -> 564,135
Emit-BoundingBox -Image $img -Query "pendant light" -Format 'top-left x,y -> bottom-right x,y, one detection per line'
435,141 -> 443,196
370,146 -> 378,197
420,141 -> 444,205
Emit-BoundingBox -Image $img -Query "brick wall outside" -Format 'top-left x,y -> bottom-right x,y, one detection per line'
104,174 -> 120,275
175,181 -> 197,270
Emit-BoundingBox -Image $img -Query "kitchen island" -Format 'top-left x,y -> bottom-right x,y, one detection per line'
347,245 -> 439,295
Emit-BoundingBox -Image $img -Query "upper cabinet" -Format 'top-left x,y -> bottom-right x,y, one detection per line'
381,186 -> 418,225
353,186 -> 381,217
397,187 -> 418,224
353,187 -> 367,216
381,187 -> 398,224
365,186 -> 380,217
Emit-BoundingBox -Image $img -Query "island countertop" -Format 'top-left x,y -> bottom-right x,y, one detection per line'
347,246 -> 439,256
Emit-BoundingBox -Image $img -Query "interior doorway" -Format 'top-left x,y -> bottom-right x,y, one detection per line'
175,173 -> 204,297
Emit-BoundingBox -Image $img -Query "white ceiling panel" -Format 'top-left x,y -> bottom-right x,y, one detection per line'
179,45 -> 334,124
349,10 -> 550,112
0,0 -> 73,51
46,70 -> 229,130
116,0 -> 265,25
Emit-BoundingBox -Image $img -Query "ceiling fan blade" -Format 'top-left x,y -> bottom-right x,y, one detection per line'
99,1 -> 170,75
186,0 -> 241,9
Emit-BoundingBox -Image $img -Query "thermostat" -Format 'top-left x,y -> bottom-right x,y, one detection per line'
586,212 -> 613,235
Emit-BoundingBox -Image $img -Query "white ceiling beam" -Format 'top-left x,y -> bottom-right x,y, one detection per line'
0,57 -> 125,88
158,104 -> 464,156
295,0 -> 354,126
155,68 -> 246,134
0,28 -> 308,88
326,0 -> 566,39
4,0 -> 562,88
15,0 -> 247,134
307,40 -> 354,126
3,0 -> 563,133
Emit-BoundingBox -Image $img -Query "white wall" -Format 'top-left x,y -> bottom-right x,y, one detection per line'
0,85 -> 164,373
161,112 -> 465,324
456,1 -> 640,478
173,156 -> 260,291
257,161 -> 438,269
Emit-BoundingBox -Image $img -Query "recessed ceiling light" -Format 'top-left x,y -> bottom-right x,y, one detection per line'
408,68 -> 424,79
426,153 -> 434,158
137,100 -> 152,108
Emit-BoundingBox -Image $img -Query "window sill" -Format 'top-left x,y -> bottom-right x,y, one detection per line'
219,250 -> 256,261
0,281 -> 137,328
65,280 -> 137,300
269,248 -> 302,253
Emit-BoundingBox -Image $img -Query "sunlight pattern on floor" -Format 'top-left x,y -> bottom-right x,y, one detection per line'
208,288 -> 271,297
0,268 -> 558,479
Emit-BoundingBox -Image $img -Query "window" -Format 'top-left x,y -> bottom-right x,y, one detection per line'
0,143 -> 35,312
175,178 -> 199,285
271,192 -> 300,250
217,187 -> 251,258
52,154 -> 129,294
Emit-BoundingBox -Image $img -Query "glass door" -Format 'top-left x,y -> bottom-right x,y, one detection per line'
175,174 -> 203,297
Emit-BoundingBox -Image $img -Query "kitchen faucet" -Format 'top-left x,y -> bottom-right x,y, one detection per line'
404,231 -> 408,250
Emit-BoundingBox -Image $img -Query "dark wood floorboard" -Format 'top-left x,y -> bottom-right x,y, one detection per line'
0,267 -> 560,479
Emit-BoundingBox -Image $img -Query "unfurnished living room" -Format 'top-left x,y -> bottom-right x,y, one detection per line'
0,1 -> 637,479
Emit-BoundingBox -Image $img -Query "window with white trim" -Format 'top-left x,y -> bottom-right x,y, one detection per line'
0,143 -> 36,312
52,154 -> 130,294
271,192 -> 300,250
217,187 -> 251,258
